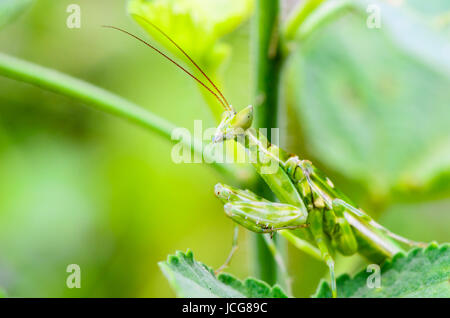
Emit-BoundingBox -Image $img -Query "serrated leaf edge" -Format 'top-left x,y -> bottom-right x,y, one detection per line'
160,249 -> 288,298
313,242 -> 449,298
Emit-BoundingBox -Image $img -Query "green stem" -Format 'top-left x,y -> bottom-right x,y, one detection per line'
251,0 -> 284,287
253,0 -> 281,136
0,52 -> 234,178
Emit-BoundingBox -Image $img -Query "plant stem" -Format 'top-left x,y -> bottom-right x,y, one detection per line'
251,0 -> 284,287
253,0 -> 281,136
0,52 -> 235,178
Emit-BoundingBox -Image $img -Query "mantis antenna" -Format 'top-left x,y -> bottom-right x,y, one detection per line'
132,14 -> 231,111
102,25 -> 231,111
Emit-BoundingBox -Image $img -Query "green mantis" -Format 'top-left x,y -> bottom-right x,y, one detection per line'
212,106 -> 425,297
106,15 -> 425,298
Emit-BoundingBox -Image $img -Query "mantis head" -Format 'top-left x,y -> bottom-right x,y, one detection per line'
212,105 -> 254,143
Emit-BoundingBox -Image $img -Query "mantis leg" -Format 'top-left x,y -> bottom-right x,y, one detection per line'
279,230 -> 322,261
262,234 -> 292,297
327,202 -> 358,256
332,199 -> 426,247
215,225 -> 239,274
309,208 -> 337,298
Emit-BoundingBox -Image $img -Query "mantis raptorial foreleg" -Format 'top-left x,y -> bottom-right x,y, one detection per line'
215,183 -> 309,234
214,183 -> 309,288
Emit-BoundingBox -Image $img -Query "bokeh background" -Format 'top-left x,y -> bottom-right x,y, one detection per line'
0,0 -> 449,297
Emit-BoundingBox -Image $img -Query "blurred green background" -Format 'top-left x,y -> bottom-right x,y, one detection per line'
0,0 -> 449,297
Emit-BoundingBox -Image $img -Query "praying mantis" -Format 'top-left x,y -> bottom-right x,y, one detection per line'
105,15 -> 425,298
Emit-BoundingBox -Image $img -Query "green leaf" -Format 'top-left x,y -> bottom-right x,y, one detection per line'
128,0 -> 253,68
355,0 -> 450,78
127,0 -> 254,117
0,0 -> 33,30
291,10 -> 450,199
159,249 -> 288,298
314,243 -> 450,298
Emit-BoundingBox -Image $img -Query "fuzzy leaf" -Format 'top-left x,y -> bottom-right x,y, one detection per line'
128,0 -> 253,72
291,9 -> 450,198
0,0 -> 33,30
159,249 -> 287,298
314,243 -> 450,298
127,0 -> 253,117
355,0 -> 450,77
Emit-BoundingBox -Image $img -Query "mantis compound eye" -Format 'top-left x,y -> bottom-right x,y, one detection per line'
230,105 -> 253,131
